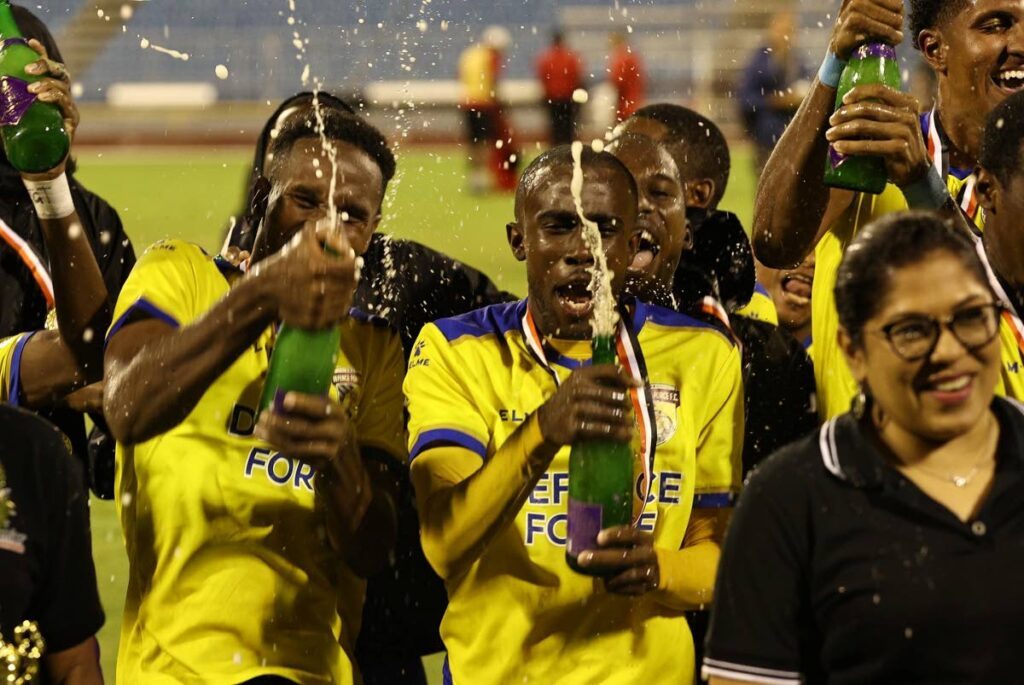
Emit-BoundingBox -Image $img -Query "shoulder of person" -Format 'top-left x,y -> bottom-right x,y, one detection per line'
429,299 -> 522,346
740,429 -> 827,505
636,299 -> 737,349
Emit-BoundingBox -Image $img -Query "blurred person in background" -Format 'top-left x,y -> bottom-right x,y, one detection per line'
705,213 -> 1024,684
0,405 -> 105,685
0,5 -> 135,497
459,25 -> 512,193
754,0 -> 1021,421
535,29 -> 584,145
738,10 -> 812,173
608,31 -> 645,122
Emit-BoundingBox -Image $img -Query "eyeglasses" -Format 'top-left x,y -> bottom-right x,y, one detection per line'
874,303 -> 1004,362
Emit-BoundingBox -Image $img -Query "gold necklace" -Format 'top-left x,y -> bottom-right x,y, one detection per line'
908,455 -> 993,488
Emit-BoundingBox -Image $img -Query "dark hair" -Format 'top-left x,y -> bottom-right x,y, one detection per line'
835,211 -> 989,344
11,4 -> 63,64
229,92 -> 355,251
908,0 -> 970,47
631,104 -> 731,208
515,144 -> 638,220
980,90 -> 1024,186
552,29 -> 564,45
266,107 -> 395,190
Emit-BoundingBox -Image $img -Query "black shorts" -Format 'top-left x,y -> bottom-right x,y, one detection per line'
464,107 -> 496,144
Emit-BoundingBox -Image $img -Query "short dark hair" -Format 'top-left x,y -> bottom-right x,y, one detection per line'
631,104 -> 731,208
515,144 -> 638,221
835,211 -> 989,345
908,0 -> 971,47
267,107 -> 396,193
980,90 -> 1024,186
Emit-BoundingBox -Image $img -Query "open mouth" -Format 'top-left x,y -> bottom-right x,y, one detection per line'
630,229 -> 661,271
781,273 -> 812,306
993,68 -> 1024,95
554,279 -> 594,317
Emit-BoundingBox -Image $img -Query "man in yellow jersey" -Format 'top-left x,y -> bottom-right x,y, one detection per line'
753,0 -> 1023,418
103,109 -> 404,685
614,110 -> 816,474
459,25 -> 511,194
405,146 -> 744,684
976,91 -> 1024,398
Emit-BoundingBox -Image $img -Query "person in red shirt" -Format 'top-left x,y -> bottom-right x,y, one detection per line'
535,30 -> 584,145
608,31 -> 645,122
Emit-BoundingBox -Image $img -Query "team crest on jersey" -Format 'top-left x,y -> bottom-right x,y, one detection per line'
651,384 -> 680,446
333,367 -> 361,405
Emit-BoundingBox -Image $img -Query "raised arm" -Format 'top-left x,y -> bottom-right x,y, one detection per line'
752,0 -> 904,268
16,39 -> 109,387
104,224 -> 357,444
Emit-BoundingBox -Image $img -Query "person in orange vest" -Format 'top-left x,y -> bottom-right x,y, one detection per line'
535,29 -> 584,145
608,31 -> 645,122
459,25 -> 511,193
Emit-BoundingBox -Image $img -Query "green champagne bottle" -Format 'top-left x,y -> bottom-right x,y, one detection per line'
0,0 -> 69,173
259,324 -> 342,414
823,42 -> 902,195
566,334 -> 635,576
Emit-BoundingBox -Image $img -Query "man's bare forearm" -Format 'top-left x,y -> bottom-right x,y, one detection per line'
753,79 -> 838,268
39,213 -> 109,381
104,274 -> 275,444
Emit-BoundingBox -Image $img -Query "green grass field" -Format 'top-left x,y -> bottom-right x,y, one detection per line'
74,143 -> 757,682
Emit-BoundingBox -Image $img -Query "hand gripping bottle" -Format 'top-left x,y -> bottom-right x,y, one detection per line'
566,334 -> 635,576
823,42 -> 902,195
0,0 -> 69,173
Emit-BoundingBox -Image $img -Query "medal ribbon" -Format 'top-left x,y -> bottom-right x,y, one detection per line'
924,106 -> 980,222
521,301 -> 657,526
0,217 -> 53,309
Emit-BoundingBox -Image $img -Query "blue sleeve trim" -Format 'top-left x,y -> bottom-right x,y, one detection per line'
105,298 -> 180,347
410,428 -> 487,460
753,282 -> 770,298
442,655 -> 453,685
434,300 -> 526,342
8,331 -> 37,408
693,492 -> 734,508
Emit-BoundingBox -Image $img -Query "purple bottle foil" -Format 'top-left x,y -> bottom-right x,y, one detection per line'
0,38 -> 37,127
0,75 -> 36,127
567,498 -> 603,557
854,42 -> 897,61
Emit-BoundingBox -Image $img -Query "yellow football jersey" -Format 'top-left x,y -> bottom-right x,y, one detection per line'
106,239 -> 406,685
733,282 -> 779,326
404,299 -> 743,684
812,173 -> 991,419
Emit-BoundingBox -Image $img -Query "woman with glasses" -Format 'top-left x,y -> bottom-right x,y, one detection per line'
702,212 -> 1024,684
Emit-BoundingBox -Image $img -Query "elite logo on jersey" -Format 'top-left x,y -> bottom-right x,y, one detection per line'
651,384 -> 680,446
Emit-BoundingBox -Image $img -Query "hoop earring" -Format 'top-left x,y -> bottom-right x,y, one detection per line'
851,385 -> 872,420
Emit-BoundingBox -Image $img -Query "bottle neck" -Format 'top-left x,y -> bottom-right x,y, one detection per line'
0,2 -> 23,42
591,334 -> 616,365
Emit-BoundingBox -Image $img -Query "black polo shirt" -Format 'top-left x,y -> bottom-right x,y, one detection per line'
705,397 -> 1024,684
0,405 -> 104,654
